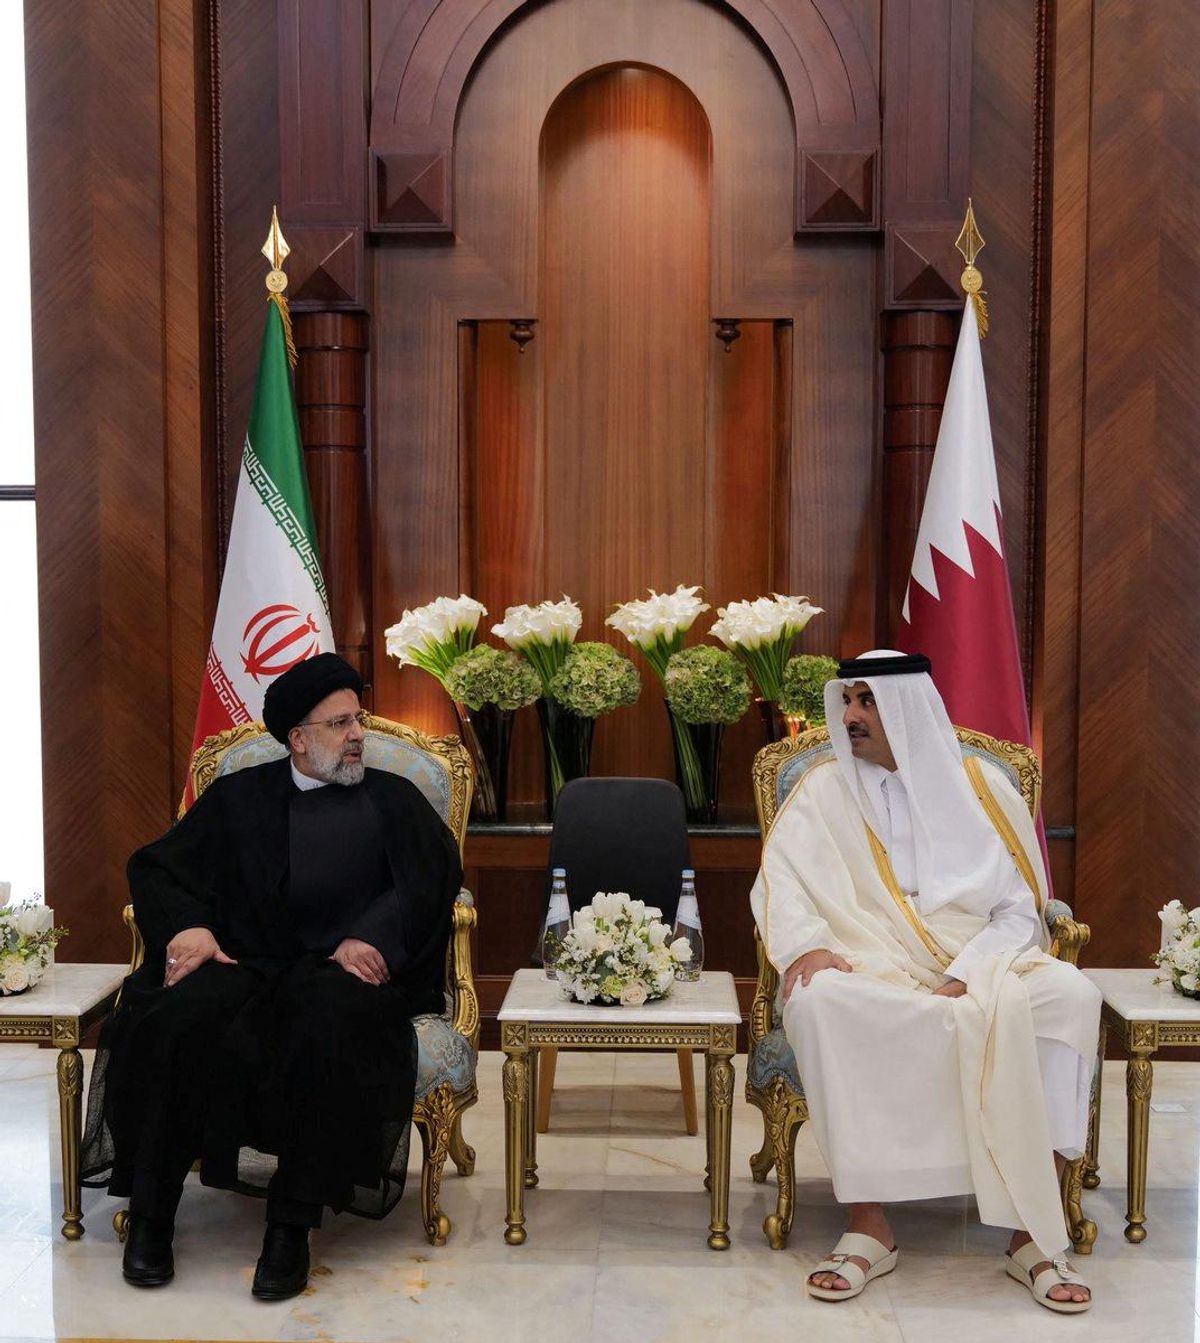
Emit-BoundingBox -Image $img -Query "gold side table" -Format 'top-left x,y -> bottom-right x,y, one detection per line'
497,968 -> 741,1250
1083,968 -> 1200,1243
0,963 -> 126,1239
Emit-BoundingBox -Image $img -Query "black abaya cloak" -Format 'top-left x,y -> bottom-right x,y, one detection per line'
81,758 -> 462,1218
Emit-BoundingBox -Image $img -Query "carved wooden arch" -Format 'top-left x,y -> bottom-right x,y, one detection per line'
369,0 -> 880,236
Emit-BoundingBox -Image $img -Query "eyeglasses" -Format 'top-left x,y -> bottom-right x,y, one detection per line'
296,710 -> 369,733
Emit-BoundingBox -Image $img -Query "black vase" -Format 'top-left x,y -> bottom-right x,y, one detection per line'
536,697 -> 595,817
453,702 -> 515,822
756,698 -> 806,744
666,709 -> 725,824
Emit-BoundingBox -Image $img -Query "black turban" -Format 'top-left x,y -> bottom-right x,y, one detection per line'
262,652 -> 363,744
837,652 -> 931,680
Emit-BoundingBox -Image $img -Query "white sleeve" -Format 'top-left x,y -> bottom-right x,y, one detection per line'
943,876 -> 1041,982
750,822 -> 838,977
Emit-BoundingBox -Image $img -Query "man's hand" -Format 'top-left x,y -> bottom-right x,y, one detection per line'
782,948 -> 853,1002
330,938 -> 389,986
933,978 -> 968,998
164,926 -> 237,987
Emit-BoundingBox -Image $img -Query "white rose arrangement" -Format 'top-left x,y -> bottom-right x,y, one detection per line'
550,891 -> 693,1006
0,901 -> 67,996
384,594 -> 489,687
1153,900 -> 1200,997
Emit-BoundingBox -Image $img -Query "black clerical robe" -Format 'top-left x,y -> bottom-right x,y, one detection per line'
81,759 -> 462,1219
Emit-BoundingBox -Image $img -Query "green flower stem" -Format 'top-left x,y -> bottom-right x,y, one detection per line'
516,636 -> 572,694
636,631 -> 685,681
733,634 -> 798,702
669,709 -> 707,813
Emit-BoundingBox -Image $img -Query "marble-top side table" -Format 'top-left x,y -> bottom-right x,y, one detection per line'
497,968 -> 742,1250
1082,967 -> 1200,1243
0,963 -> 126,1238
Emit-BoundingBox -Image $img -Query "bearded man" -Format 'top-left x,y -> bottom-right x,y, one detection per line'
82,654 -> 461,1300
750,651 -> 1100,1314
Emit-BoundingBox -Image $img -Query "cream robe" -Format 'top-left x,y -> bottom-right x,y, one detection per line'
751,755 -> 1101,1255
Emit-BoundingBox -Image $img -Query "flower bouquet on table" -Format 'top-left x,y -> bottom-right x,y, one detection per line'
0,901 -> 67,996
383,594 -> 518,818
662,645 -> 751,822
1153,901 -> 1200,998
777,653 -> 840,733
550,892 -> 694,1006
709,594 -> 823,742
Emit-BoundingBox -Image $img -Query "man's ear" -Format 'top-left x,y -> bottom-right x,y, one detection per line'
288,726 -> 306,756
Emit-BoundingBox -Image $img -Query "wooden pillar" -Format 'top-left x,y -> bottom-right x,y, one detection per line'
880,310 -> 956,637
293,312 -> 372,690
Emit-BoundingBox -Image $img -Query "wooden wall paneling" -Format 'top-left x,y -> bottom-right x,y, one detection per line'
217,0 -> 281,544
161,0 -> 218,791
1072,0 -> 1200,967
881,0 -> 975,309
28,0 -> 175,960
879,312 -> 956,634
293,312 -> 372,685
1035,0 -> 1092,905
541,66 -> 712,787
468,321 -> 545,808
277,0 -> 367,309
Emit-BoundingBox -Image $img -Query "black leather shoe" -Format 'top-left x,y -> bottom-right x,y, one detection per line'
122,1215 -> 175,1287
252,1223 -> 310,1300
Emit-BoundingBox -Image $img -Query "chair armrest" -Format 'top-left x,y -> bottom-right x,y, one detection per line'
750,928 -> 778,1047
450,890 -> 480,1051
122,904 -> 144,975
1048,912 -> 1090,967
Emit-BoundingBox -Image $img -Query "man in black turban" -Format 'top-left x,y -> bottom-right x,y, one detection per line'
81,654 -> 461,1300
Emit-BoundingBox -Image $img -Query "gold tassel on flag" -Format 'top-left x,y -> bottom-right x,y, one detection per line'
261,205 -> 298,369
955,198 -> 989,338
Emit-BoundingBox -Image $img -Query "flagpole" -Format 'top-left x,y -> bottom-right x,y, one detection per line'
955,198 -> 989,338
262,205 -> 297,368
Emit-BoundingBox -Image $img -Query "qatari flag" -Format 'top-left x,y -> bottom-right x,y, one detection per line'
183,297 -> 334,807
896,297 -> 1030,746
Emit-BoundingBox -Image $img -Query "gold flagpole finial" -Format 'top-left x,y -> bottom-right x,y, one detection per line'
955,198 -> 989,337
260,206 -> 297,367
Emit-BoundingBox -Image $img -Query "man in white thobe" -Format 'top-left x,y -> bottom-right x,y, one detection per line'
750,651 -> 1099,1312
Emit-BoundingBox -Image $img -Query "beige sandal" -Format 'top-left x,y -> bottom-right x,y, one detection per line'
1005,1242 -> 1092,1313
807,1232 -> 898,1301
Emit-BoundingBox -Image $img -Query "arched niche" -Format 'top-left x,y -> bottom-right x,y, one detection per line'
369,0 -> 879,235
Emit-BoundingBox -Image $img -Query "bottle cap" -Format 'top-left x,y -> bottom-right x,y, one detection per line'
682,868 -> 695,879
552,867 -> 567,877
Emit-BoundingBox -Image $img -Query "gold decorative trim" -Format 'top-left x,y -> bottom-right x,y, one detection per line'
522,1022 -> 725,1050
964,755 -> 1043,912
412,1081 -> 458,1245
1048,916 -> 1090,966
865,827 -> 953,968
450,897 -> 480,1049
0,1017 -> 53,1043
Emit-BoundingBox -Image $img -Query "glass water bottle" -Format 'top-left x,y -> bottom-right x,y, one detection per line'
542,867 -> 572,979
671,868 -> 704,982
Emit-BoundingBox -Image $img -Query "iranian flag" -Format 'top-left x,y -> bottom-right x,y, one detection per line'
895,296 -> 1031,749
183,298 -> 334,806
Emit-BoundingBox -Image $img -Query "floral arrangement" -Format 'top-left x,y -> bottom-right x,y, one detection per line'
444,645 -> 541,711
1154,901 -> 1200,997
605,584 -> 710,678
0,902 -> 67,996
778,653 -> 840,725
384,594 -> 488,688
548,642 -> 640,718
664,645 -> 751,725
551,892 -> 693,1005
492,597 -> 583,691
709,595 -> 823,702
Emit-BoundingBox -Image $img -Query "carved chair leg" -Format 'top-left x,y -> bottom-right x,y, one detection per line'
413,1085 -> 455,1246
748,1117 -> 775,1184
1083,1022 -> 1106,1190
1061,1154 -> 1097,1256
762,1082 -> 806,1250
448,1110 -> 476,1177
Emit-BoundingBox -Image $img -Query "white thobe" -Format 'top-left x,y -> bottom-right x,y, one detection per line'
752,755 -> 1101,1250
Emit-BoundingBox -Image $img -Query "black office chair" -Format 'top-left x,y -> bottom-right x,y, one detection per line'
537,777 -> 698,1134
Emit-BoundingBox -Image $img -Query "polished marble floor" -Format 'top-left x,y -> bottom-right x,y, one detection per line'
0,1045 -> 1196,1341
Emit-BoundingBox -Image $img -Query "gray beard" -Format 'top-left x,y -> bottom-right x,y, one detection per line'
305,737 -> 366,787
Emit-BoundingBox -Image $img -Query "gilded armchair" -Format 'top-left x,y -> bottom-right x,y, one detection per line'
115,714 -> 480,1247
745,725 -> 1096,1254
